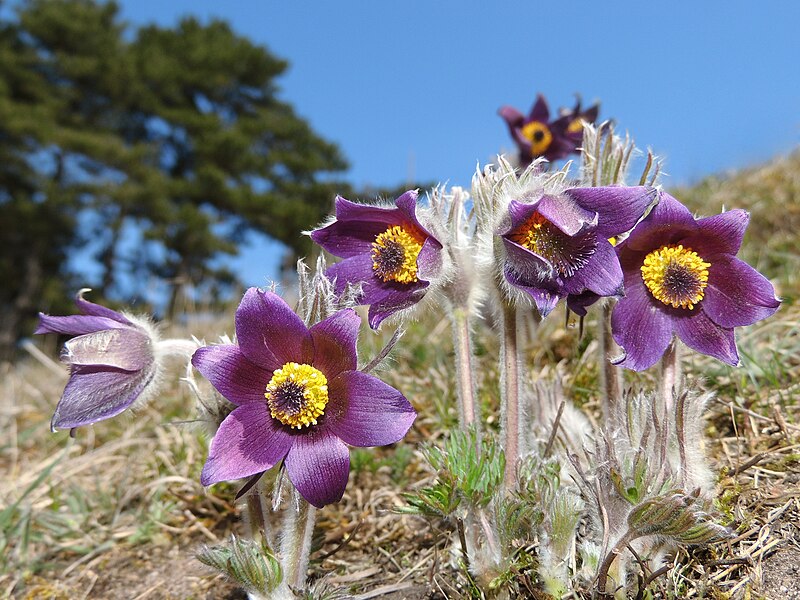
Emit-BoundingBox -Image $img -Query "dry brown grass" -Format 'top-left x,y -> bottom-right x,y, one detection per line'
1,150 -> 799,599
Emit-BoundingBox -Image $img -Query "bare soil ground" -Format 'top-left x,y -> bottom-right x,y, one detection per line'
3,152 -> 800,599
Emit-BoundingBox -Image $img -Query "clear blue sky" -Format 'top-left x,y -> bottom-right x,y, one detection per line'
116,0 -> 800,289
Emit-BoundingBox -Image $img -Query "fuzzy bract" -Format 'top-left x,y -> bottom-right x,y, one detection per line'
499,186 -> 656,317
612,192 -> 780,371
192,288 -> 416,508
499,94 -> 598,165
309,190 -> 443,329
36,290 -> 159,431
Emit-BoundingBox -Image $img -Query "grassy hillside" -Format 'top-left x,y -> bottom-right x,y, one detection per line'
1,152 -> 799,599
675,151 -> 800,302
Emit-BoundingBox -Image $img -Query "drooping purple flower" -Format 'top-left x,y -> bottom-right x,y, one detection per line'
499,186 -> 656,317
612,193 -> 780,371
36,290 -> 159,432
499,94 -> 599,165
310,190 -> 443,329
192,288 -> 416,508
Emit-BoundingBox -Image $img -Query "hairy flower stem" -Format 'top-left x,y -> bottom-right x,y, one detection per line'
278,488 -> 317,595
156,338 -> 198,359
596,532 -> 634,599
660,341 -> 681,412
501,303 -> 520,490
451,307 -> 479,430
598,300 -> 622,421
245,479 -> 274,549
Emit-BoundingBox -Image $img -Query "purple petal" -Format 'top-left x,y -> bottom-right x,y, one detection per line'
310,196 -> 400,258
75,291 -> 131,324
673,310 -> 739,366
201,403 -> 293,486
565,186 -> 657,237
235,288 -> 312,370
611,280 -> 674,371
393,190 -> 420,221
315,192 -> 430,261
416,236 -> 443,281
334,195 -> 404,226
504,199 -> 540,235
503,265 -> 562,317
683,209 -> 750,256
366,282 -> 428,329
395,191 -> 442,261
566,291 -> 601,317
326,252 -> 377,295
498,107 -> 533,158
35,314 -> 130,336
581,103 -> 600,123
51,366 -> 155,430
498,105 -> 524,128
511,132 -> 534,160
562,238 -> 623,297
325,371 -> 416,447
626,192 -> 697,253
702,255 -> 780,328
325,250 -> 429,329
192,345 -> 271,406
63,328 -> 152,371
502,236 -> 554,281
284,428 -> 350,508
535,194 -> 597,236
309,309 -> 360,379
529,94 -> 550,122
544,134 -> 578,161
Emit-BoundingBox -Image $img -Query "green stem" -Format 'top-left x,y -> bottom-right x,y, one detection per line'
246,492 -> 267,541
451,307 -> 479,430
596,532 -> 634,599
278,488 -> 317,593
501,303 -> 520,490
155,338 -> 197,359
599,300 -> 622,422
660,340 -> 680,413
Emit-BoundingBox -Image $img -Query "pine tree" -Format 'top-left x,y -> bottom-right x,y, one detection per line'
1,0 -> 351,355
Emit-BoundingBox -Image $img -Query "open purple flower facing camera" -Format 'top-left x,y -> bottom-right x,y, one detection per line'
499,94 -> 599,165
499,186 -> 656,317
612,192 -> 780,371
310,190 -> 443,329
36,290 -> 160,432
192,288 -> 416,508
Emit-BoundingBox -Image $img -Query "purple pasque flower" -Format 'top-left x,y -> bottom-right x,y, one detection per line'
36,290 -> 159,432
310,190 -> 443,329
192,288 -> 416,508
499,94 -> 595,165
612,193 -> 780,371
560,97 -> 600,146
500,186 -> 656,317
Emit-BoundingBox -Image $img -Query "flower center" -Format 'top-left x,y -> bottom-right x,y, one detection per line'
641,244 -> 711,310
521,121 -> 553,156
265,362 -> 328,429
371,225 -> 424,284
509,212 -> 597,278
567,118 -> 584,134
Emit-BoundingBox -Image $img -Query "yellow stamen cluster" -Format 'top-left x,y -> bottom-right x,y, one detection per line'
510,212 -> 548,254
509,211 -> 595,277
567,118 -> 584,134
265,362 -> 328,429
521,121 -> 553,156
641,244 -> 711,310
371,225 -> 424,284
